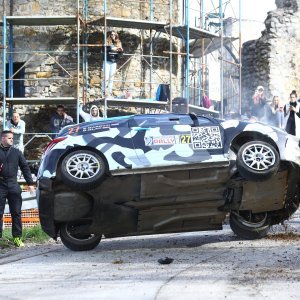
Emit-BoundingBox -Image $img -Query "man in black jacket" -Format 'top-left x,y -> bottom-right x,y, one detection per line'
0,130 -> 35,247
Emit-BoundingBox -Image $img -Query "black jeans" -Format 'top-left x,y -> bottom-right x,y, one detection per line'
0,180 -> 23,238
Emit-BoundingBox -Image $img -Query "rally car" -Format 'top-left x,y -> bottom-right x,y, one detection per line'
37,113 -> 300,251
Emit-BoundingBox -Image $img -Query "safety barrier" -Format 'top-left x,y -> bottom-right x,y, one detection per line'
3,208 -> 40,228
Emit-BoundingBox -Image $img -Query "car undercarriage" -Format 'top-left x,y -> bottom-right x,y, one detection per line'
38,162 -> 300,251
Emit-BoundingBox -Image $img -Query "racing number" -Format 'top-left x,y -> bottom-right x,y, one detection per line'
180,134 -> 191,144
68,125 -> 80,135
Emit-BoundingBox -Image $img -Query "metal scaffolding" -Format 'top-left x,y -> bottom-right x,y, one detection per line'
80,0 -> 241,118
1,0 -> 241,127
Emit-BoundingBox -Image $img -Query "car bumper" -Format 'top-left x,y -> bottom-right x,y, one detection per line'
37,177 -> 57,238
281,135 -> 300,166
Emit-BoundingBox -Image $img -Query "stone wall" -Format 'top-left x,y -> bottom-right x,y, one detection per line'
242,0 -> 300,112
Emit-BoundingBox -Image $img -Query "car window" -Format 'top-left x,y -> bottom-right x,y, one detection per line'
129,115 -> 193,127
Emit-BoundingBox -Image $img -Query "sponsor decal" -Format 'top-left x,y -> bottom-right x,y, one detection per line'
145,135 -> 178,146
82,124 -> 111,132
145,134 -> 193,146
191,126 -> 222,149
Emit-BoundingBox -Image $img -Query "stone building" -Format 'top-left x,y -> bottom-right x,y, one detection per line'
242,0 -> 300,112
0,0 -> 183,158
0,0 -> 181,103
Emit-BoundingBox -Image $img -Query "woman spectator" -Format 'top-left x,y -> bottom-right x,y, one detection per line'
270,95 -> 284,128
284,90 -> 300,137
102,31 -> 123,96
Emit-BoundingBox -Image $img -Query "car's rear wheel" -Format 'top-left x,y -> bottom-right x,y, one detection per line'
61,149 -> 106,190
236,141 -> 280,181
229,211 -> 270,240
60,222 -> 102,251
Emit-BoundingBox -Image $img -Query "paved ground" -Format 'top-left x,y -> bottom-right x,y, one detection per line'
1,213 -> 300,300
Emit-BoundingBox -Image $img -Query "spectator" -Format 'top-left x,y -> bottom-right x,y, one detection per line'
124,91 -> 133,100
0,130 -> 35,247
251,85 -> 267,120
79,104 -> 102,122
102,31 -> 123,96
117,91 -> 133,100
291,90 -> 300,103
5,112 -> 25,153
201,94 -> 213,109
50,105 -> 74,135
260,100 -> 273,125
270,96 -> 284,128
284,91 -> 300,137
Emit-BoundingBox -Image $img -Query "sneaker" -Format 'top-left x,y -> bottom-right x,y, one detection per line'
13,237 -> 24,247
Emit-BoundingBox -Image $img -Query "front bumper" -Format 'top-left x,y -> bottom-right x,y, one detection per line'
37,177 -> 56,238
282,135 -> 300,166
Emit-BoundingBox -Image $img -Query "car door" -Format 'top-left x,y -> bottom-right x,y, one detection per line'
128,114 -> 227,170
192,115 -> 227,163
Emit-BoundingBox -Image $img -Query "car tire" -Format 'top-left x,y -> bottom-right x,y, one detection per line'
61,149 -> 106,191
229,211 -> 270,240
236,141 -> 280,181
60,222 -> 102,251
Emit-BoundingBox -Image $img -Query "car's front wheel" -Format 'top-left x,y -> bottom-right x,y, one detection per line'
236,141 -> 280,181
61,149 -> 106,190
60,222 -> 102,251
229,211 -> 271,240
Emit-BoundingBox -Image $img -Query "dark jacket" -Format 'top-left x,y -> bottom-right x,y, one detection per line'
50,113 -> 74,133
106,45 -> 123,63
0,145 -> 34,184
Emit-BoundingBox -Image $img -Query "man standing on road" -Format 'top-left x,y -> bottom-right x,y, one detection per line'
5,112 -> 26,153
0,130 -> 35,247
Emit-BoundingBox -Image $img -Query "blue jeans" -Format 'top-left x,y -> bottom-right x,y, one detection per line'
275,111 -> 284,128
102,61 -> 117,95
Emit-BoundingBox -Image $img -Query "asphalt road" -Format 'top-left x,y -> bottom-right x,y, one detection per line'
1,213 -> 300,300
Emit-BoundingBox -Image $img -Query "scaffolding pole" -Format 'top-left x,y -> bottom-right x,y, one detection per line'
2,13 -> 7,129
169,0 -> 173,112
219,0 -> 224,119
185,0 -> 190,104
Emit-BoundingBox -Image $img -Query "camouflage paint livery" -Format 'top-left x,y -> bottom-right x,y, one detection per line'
38,114 -> 300,180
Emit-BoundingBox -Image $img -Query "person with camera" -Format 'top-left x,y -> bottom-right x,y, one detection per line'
251,85 -> 267,121
284,90 -> 300,137
102,31 -> 123,97
0,130 -> 35,247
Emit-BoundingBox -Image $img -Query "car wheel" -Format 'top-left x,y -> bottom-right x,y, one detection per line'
236,141 -> 280,181
60,222 -> 102,251
229,211 -> 270,240
61,149 -> 106,190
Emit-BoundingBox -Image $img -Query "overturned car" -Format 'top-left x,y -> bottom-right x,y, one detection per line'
37,113 -> 300,251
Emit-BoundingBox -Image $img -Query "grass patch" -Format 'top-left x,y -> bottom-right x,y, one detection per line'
0,224 -> 50,249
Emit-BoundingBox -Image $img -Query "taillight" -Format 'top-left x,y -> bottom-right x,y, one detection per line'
44,137 -> 67,154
